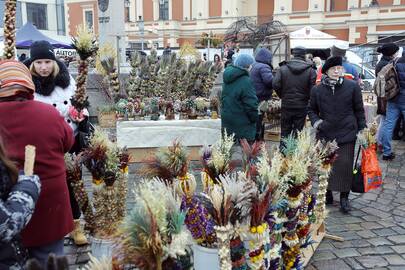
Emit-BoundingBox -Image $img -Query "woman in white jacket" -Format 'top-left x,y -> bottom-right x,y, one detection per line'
24,40 -> 89,246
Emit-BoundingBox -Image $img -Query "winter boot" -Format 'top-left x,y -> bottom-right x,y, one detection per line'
326,190 -> 334,205
71,219 -> 88,246
340,192 -> 351,214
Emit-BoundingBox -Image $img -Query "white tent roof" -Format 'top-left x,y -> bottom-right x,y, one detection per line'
289,26 -> 349,49
290,26 -> 336,39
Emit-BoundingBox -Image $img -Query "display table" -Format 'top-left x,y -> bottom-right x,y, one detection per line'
117,119 -> 221,162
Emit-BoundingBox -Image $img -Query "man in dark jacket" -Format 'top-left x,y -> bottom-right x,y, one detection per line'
221,54 -> 258,142
374,43 -> 400,147
381,48 -> 405,160
375,43 -> 399,76
273,46 -> 317,138
250,47 -> 273,140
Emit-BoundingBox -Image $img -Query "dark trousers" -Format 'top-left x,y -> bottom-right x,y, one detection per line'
280,108 -> 307,138
68,179 -> 81,219
68,135 -> 82,220
256,114 -> 265,141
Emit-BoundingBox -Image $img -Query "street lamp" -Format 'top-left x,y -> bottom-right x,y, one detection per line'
138,16 -> 145,51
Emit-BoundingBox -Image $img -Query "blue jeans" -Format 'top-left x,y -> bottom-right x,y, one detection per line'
377,115 -> 385,145
382,101 -> 405,156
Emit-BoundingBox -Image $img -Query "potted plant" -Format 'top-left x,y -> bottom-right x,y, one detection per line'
77,128 -> 128,258
116,178 -> 193,270
210,97 -> 220,119
150,97 -> 160,121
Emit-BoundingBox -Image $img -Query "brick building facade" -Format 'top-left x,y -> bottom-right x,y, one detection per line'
64,0 -> 405,49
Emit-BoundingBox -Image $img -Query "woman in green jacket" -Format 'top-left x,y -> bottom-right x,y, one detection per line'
221,54 -> 258,142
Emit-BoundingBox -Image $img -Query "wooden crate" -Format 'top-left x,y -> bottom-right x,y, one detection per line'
98,112 -> 116,128
300,222 -> 326,267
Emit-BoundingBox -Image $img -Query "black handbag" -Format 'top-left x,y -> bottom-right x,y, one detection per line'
352,146 -> 364,193
376,96 -> 387,115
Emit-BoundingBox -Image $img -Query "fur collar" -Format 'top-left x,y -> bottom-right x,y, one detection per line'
24,59 -> 71,96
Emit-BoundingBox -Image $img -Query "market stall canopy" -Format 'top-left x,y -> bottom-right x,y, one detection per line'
289,26 -> 349,49
3,22 -> 73,49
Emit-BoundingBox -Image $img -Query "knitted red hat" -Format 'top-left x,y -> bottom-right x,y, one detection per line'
0,60 -> 35,99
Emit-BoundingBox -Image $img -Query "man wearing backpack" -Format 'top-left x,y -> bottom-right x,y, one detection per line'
380,46 -> 405,160
374,43 -> 399,150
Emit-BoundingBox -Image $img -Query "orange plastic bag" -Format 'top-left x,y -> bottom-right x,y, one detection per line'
361,144 -> 383,192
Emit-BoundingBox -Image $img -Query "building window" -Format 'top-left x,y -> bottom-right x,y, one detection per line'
329,0 -> 348,11
159,0 -> 169,20
27,3 -> 48,30
0,1 -> 22,28
84,10 -> 94,29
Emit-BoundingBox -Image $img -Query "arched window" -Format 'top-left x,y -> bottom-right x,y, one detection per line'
159,0 -> 169,20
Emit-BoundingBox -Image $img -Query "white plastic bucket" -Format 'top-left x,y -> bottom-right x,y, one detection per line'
192,244 -> 219,270
90,237 -> 114,260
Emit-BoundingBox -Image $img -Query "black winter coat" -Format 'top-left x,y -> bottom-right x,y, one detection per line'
308,78 -> 366,144
272,57 -> 317,109
375,55 -> 393,76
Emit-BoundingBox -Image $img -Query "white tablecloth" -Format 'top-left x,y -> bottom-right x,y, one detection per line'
117,119 -> 222,148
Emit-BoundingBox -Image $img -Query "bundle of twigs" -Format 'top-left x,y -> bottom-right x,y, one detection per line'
65,153 -> 95,232
3,0 -> 17,59
71,24 -> 98,114
101,56 -> 126,102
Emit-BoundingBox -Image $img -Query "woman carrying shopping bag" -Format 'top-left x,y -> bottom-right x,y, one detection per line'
308,56 -> 366,213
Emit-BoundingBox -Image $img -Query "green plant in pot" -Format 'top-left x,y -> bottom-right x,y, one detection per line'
210,97 -> 220,119
150,97 -> 160,121
115,99 -> 128,120
185,98 -> 197,120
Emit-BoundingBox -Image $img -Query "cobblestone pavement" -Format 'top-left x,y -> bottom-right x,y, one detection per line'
65,141 -> 405,269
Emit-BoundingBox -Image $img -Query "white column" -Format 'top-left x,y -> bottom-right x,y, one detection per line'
169,0 -> 173,19
183,0 -> 190,20
136,0 -> 143,20
130,0 -> 136,22
367,24 -> 376,43
203,0 -> 209,19
153,0 -> 159,20
221,0 -> 229,17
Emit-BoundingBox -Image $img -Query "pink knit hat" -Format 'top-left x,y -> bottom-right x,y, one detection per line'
0,60 -> 35,98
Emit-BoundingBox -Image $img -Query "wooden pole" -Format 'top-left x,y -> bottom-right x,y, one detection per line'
24,145 -> 36,176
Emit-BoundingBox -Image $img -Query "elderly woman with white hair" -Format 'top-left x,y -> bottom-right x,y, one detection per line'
308,56 -> 366,213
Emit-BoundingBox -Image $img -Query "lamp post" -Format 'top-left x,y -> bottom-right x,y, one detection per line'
138,16 -> 145,51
